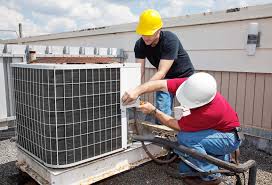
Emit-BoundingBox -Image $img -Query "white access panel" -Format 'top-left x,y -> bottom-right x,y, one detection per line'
120,63 -> 141,149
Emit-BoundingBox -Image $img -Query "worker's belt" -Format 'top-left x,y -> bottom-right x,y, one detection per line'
230,127 -> 245,141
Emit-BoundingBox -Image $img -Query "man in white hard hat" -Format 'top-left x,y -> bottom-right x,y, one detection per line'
122,72 -> 241,185
134,9 -> 195,124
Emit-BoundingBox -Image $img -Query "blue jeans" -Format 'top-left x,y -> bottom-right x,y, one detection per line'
156,91 -> 174,116
145,91 -> 174,124
176,129 -> 241,181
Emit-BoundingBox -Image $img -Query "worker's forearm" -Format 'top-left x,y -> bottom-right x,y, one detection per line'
149,71 -> 166,81
134,80 -> 166,96
153,109 -> 181,131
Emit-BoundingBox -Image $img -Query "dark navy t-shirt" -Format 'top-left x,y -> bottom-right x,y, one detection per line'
134,31 -> 195,79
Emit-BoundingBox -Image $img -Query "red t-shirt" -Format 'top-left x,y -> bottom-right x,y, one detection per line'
167,78 -> 240,132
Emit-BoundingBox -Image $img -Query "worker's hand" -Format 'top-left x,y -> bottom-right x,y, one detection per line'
139,102 -> 156,114
122,90 -> 139,105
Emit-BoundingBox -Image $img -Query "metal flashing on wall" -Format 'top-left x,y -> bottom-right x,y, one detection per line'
1,44 -> 126,60
243,127 -> 272,140
3,44 -> 27,56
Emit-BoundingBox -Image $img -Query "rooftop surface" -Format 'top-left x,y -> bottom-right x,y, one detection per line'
0,139 -> 271,185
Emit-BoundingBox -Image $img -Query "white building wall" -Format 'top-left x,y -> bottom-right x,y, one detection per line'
5,5 -> 272,74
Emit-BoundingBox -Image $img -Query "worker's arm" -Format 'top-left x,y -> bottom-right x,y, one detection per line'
122,80 -> 168,105
136,58 -> 145,83
149,59 -> 174,81
139,102 -> 181,131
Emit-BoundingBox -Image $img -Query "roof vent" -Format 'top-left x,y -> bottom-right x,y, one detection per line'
226,8 -> 240,13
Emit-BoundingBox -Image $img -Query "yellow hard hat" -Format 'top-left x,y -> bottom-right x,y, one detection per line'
136,9 -> 163,35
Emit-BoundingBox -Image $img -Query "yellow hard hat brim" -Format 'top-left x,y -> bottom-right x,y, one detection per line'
135,23 -> 163,35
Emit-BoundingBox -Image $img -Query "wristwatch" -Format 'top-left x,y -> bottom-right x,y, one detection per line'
149,108 -> 157,116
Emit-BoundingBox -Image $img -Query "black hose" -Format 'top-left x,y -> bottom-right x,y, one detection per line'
132,108 -> 177,164
248,164 -> 257,185
167,169 -> 235,178
133,134 -> 257,174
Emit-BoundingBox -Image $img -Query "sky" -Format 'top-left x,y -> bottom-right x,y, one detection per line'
1,0 -> 272,39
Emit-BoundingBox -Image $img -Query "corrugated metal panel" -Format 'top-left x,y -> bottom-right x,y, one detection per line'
236,73 -> 247,125
214,72 -> 222,92
221,72 -> 230,101
228,72 -> 238,109
244,73 -> 256,126
148,69 -> 155,105
262,74 -> 272,129
142,68 -> 156,105
253,74 -> 265,128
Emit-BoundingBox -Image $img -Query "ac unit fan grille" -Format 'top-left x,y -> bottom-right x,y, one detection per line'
13,66 -> 122,167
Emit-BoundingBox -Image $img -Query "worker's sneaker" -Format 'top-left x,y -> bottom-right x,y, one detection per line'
182,177 -> 222,185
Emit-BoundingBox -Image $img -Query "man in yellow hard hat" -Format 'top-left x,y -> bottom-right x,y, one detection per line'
134,9 -> 195,124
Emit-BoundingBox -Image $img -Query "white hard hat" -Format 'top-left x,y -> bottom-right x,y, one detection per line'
176,72 -> 217,109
